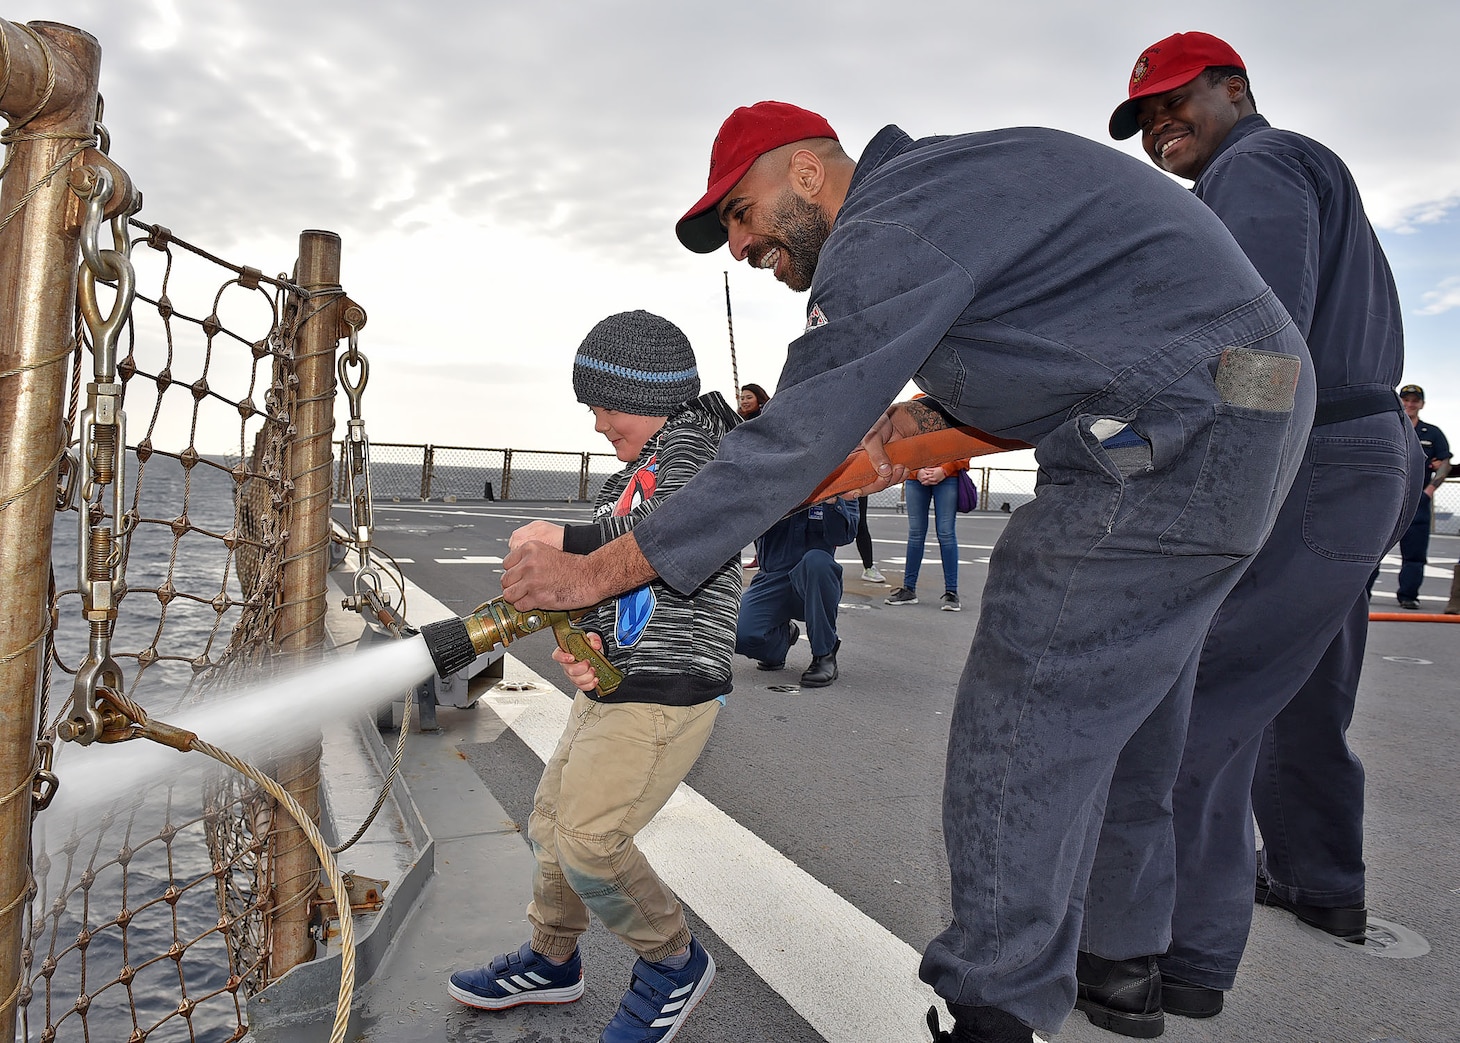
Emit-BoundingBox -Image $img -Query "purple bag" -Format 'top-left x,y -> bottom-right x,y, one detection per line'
955,469 -> 978,513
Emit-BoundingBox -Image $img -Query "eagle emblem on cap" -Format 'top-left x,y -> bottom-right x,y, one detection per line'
1131,55 -> 1151,87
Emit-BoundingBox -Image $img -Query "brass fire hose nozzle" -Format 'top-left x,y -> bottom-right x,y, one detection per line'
419,597 -> 622,695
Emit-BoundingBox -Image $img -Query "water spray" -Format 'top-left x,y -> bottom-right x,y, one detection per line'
53,684 -> 358,1043
47,592 -> 617,1043
418,595 -> 622,693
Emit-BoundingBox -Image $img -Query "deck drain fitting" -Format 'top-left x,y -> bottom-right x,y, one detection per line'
1301,917 -> 1430,959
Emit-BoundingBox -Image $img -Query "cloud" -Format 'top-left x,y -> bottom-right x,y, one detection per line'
1373,191 -> 1460,236
1418,277 -> 1460,317
10,0 -> 1460,446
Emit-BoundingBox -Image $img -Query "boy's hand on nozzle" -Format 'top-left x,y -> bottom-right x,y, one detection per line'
510,520 -> 564,551
552,629 -> 605,692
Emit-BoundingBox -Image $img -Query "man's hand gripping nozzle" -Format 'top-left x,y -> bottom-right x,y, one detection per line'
419,596 -> 623,695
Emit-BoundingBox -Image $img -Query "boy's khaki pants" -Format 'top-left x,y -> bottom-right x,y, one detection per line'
527,690 -> 719,963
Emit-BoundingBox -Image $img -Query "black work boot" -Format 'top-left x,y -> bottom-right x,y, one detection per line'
1255,867 -> 1368,942
799,640 -> 839,688
927,1004 -> 1035,1042
1075,951 -> 1165,1038
1161,974 -> 1224,1018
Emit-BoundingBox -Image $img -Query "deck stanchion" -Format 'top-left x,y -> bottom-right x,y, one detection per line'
0,19 -> 106,1036
268,229 -> 345,980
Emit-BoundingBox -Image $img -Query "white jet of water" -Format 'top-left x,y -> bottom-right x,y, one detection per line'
48,635 -> 439,816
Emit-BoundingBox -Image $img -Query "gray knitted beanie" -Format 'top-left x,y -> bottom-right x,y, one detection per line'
572,310 -> 701,416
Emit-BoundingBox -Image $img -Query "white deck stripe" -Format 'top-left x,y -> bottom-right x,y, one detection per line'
485,659 -> 1050,1043
335,526 -> 1040,1041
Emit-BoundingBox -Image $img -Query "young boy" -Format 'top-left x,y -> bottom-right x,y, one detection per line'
447,310 -> 742,1043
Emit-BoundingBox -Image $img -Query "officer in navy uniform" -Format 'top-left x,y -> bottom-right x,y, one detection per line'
735,496 -> 858,688
1393,384 -> 1452,608
1079,32 -> 1425,1034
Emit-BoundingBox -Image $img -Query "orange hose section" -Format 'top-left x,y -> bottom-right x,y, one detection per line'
803,432 -> 1460,622
801,426 -> 1028,505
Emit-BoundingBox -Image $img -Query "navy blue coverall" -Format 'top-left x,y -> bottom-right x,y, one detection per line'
635,124 -> 1314,1031
1396,419 -> 1450,602
736,499 -> 858,664
1084,114 -> 1424,991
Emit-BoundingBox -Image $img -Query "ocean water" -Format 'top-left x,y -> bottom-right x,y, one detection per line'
35,450 -> 443,1043
33,453 -> 267,1043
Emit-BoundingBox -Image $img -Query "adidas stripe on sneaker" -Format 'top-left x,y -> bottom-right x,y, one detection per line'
600,936 -> 715,1043
447,941 -> 583,1010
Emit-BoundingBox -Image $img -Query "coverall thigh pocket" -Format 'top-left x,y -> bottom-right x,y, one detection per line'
1159,403 -> 1294,557
1302,437 -> 1411,561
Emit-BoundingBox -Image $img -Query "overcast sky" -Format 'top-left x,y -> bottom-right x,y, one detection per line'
9,0 -> 1459,456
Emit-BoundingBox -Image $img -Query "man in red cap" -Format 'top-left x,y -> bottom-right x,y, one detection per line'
504,101 -> 1316,1041
1075,31 -> 1425,1037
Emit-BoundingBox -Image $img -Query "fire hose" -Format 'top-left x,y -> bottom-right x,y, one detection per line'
800,423 -> 1028,505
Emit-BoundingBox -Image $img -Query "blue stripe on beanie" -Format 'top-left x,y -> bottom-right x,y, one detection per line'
573,355 -> 699,385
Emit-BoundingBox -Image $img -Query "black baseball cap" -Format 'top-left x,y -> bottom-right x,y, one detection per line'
1399,384 -> 1425,399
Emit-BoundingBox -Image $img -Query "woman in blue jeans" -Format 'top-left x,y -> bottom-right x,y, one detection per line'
886,462 -> 964,611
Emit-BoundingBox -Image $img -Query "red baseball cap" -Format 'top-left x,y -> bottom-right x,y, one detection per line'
675,100 -> 838,254
1109,32 -> 1245,140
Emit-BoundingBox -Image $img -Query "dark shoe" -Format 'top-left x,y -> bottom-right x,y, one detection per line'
800,640 -> 839,688
927,1007 -> 954,1042
1255,871 -> 1368,941
939,591 -> 961,612
885,586 -> 918,605
1075,951 -> 1165,1038
927,1005 -> 1034,1042
447,941 -> 584,1009
1161,975 -> 1223,1018
755,622 -> 799,671
1398,596 -> 1420,609
600,936 -> 714,1043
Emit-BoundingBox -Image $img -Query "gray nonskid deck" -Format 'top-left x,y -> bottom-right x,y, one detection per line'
325,502 -> 1458,1043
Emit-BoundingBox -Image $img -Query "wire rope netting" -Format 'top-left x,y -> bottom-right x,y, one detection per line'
17,217 -> 341,1043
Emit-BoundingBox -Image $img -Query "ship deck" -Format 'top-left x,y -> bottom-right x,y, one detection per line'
260,500 -> 1459,1043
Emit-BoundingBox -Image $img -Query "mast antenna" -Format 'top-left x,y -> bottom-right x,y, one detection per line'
723,271 -> 740,397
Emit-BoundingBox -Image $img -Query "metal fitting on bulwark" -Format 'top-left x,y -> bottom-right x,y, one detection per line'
56,684 -> 199,752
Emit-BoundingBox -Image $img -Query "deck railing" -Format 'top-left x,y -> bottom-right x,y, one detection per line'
339,441 -> 1043,513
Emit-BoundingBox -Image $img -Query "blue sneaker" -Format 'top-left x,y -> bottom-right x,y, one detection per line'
447,941 -> 583,1009
600,937 -> 715,1042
